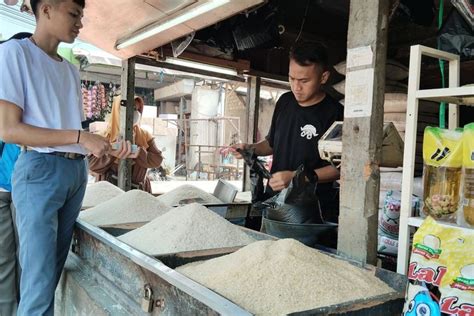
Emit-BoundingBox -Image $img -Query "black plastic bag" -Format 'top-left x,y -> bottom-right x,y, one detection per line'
438,9 -> 474,60
394,0 -> 435,26
237,147 -> 271,179
249,165 -> 266,204
237,147 -> 271,204
263,165 -> 323,224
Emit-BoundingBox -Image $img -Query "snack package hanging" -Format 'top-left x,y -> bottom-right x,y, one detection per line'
422,127 -> 463,222
460,123 -> 474,228
403,217 -> 474,315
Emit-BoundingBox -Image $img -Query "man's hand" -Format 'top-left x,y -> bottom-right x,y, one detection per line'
79,132 -> 110,158
228,143 -> 248,159
268,170 -> 295,191
109,140 -> 140,159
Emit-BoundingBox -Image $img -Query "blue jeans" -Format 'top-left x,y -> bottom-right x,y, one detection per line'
0,191 -> 18,316
12,151 -> 87,316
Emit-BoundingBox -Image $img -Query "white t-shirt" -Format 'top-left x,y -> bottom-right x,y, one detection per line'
0,38 -> 86,154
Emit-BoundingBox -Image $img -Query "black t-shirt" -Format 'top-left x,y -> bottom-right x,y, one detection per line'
266,92 -> 344,174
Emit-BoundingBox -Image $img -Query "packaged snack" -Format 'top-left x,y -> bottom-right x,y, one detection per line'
403,217 -> 474,315
404,283 -> 441,316
422,127 -> 463,222
460,123 -> 474,227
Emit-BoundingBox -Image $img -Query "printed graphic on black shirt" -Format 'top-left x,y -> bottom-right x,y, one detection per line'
300,124 -> 318,140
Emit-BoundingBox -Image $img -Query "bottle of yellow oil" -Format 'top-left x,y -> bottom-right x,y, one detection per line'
422,127 -> 463,222
462,123 -> 474,226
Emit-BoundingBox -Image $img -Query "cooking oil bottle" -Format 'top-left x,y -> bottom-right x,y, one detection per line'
462,123 -> 474,226
422,127 -> 463,222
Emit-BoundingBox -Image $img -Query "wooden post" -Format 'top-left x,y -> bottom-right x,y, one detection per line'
118,57 -> 135,191
337,0 -> 389,265
243,76 -> 261,191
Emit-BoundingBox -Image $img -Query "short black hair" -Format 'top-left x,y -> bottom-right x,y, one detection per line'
289,41 -> 329,70
0,32 -> 33,44
30,0 -> 85,17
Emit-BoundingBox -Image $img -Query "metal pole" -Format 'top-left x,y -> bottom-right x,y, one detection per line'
118,57 -> 135,191
243,76 -> 261,191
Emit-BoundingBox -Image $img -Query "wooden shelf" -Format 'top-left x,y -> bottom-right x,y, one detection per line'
407,216 -> 474,232
407,216 -> 424,227
398,45 -> 471,275
415,86 -> 474,105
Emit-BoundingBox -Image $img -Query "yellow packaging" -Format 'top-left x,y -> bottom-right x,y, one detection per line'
438,233 -> 474,315
423,127 -> 463,222
404,217 -> 474,315
407,217 -> 451,287
462,123 -> 474,227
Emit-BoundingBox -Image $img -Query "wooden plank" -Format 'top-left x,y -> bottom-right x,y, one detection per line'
338,0 -> 389,265
118,58 -> 135,191
448,57 -> 460,128
397,46 -> 423,274
415,86 -> 474,105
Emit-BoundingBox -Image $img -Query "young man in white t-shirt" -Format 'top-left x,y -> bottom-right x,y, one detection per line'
0,1 -> 126,314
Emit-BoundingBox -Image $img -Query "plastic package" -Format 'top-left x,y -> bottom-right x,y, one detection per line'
460,123 -> 474,227
403,217 -> 474,315
422,127 -> 463,222
111,142 -> 138,154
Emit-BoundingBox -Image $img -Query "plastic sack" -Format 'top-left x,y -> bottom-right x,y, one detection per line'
379,191 -> 403,239
378,191 -> 420,255
422,127 -> 463,222
263,165 -> 323,224
378,236 -> 399,256
438,9 -> 474,60
403,217 -> 474,315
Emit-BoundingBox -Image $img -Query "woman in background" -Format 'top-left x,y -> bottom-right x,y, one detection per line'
89,96 -> 163,193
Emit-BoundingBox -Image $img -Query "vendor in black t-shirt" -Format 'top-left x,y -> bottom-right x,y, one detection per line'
231,41 -> 343,222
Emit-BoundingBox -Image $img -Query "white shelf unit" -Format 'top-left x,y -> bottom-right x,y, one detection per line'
396,45 -> 474,275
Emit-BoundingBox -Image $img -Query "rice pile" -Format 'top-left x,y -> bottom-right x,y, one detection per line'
81,181 -> 124,209
155,184 -> 222,206
177,239 -> 395,315
79,190 -> 169,226
118,203 -> 255,255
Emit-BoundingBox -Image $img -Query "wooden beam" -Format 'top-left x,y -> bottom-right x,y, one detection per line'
118,57 -> 135,191
243,76 -> 261,191
338,0 -> 389,265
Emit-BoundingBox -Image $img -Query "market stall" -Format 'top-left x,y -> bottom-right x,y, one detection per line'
5,0 -> 473,314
